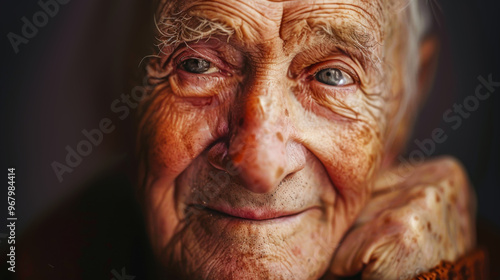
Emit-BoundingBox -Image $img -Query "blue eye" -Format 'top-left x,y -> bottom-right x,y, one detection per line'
315,68 -> 354,86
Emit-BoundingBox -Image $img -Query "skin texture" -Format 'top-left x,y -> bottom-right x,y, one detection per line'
135,0 -> 475,279
330,157 -> 476,279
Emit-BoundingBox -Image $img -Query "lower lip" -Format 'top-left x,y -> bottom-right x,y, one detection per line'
194,206 -> 321,226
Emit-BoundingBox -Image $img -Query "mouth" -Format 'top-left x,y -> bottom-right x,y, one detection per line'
190,204 -> 319,221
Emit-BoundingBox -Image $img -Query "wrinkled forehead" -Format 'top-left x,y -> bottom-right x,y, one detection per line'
156,0 -> 390,44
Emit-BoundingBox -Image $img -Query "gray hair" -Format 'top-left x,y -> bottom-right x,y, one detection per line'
384,0 -> 434,155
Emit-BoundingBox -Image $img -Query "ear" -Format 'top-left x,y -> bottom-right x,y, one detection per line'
417,33 -> 440,104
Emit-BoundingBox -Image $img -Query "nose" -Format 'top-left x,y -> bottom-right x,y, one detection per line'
223,76 -> 305,193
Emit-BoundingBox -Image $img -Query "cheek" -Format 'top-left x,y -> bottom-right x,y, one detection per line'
145,180 -> 177,253
137,82 -> 233,179
322,123 -> 381,191
136,79 -> 239,250
339,123 -> 381,185
327,122 -> 383,222
293,91 -> 384,214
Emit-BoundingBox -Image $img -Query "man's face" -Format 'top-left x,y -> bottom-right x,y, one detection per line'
138,0 -> 399,278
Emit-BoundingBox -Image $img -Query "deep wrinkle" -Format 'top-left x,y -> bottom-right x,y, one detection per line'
137,1 -> 476,279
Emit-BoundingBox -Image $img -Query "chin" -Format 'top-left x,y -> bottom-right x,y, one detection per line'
154,205 -> 337,280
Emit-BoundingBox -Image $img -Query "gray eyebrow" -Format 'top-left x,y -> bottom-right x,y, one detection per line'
154,12 -> 383,73
155,14 -> 235,54
311,22 -> 383,71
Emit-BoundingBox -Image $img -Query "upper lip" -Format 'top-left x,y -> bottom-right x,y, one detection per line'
194,204 -> 316,220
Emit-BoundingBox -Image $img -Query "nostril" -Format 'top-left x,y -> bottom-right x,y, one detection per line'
207,142 -> 228,171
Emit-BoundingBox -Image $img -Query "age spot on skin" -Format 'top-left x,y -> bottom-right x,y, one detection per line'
449,193 -> 457,204
276,132 -> 284,142
427,222 -> 432,231
276,167 -> 284,178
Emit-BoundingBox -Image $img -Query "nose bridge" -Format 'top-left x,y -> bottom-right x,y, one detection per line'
245,75 -> 283,127
228,73 -> 289,193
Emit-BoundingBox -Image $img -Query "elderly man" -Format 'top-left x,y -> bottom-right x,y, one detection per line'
5,0 -> 485,280
136,0 -> 478,279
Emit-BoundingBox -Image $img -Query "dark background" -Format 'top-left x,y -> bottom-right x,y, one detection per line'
0,0 -> 499,274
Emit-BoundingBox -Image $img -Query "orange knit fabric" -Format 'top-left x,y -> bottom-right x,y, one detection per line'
412,250 -> 487,280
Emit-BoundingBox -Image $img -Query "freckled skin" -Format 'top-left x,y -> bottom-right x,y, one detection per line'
136,0 -> 475,279
331,157 -> 476,279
